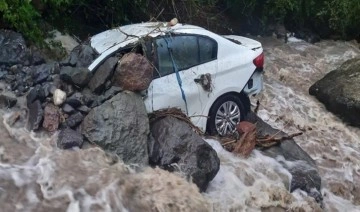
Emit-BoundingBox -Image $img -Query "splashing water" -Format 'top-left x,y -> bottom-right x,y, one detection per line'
0,37 -> 360,211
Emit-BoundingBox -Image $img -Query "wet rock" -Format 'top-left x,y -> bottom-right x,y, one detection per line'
63,44 -> 98,67
309,58 -> 360,126
88,57 -> 118,93
65,92 -> 83,108
0,30 -> 28,65
113,53 -> 153,91
150,116 -> 220,192
26,85 -> 46,107
42,104 -> 60,132
62,104 -> 75,114
57,128 -> 83,149
0,94 -> 17,108
245,112 -> 322,201
53,89 -> 66,106
32,63 -> 59,84
60,66 -> 91,87
81,92 -> 149,165
66,112 -> 84,128
27,100 -> 43,131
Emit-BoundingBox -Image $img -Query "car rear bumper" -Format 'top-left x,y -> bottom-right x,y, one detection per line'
243,68 -> 263,96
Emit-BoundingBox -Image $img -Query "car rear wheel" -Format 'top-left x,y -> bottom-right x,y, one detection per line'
207,94 -> 248,136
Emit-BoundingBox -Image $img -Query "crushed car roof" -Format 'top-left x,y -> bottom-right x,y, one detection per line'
90,22 -> 204,54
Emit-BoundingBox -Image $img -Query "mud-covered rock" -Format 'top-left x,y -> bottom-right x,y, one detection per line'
81,91 -> 149,165
60,66 -> 91,87
150,116 -> 220,192
113,53 -> 153,91
88,57 -> 118,93
42,104 -> 60,132
0,94 -> 17,108
57,128 -> 83,149
309,58 -> 360,126
27,100 -> 43,131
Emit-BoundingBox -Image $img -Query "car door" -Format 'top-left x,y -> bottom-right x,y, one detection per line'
144,34 -> 218,124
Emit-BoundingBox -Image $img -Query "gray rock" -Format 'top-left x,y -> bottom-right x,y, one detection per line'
81,92 -> 149,165
62,104 -> 75,114
0,30 -> 28,65
26,85 -> 46,107
66,112 -> 84,128
245,112 -> 322,203
63,44 -> 98,68
88,57 -> 118,93
309,58 -> 360,126
57,128 -> 83,149
60,66 -> 91,87
150,116 -> 220,192
27,100 -> 43,131
98,86 -> 123,104
32,63 -> 60,84
65,92 -> 83,108
77,105 -> 90,114
0,94 -> 17,108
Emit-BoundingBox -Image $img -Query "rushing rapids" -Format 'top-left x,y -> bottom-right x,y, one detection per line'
0,36 -> 359,211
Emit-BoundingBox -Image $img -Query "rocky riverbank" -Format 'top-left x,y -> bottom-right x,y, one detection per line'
0,28 -> 343,211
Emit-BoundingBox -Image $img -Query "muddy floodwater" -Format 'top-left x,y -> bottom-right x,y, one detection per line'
0,37 -> 360,211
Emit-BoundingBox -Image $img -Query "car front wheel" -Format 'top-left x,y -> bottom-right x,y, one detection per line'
207,94 -> 247,136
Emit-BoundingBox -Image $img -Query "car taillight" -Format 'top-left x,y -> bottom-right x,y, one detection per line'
253,52 -> 264,68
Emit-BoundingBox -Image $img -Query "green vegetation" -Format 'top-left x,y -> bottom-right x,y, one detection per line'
0,0 -> 359,43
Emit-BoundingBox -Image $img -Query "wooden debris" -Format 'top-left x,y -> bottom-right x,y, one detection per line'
219,121 -> 303,157
148,108 -> 204,134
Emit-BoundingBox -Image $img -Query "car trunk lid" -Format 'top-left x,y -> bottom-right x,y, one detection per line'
223,35 -> 262,50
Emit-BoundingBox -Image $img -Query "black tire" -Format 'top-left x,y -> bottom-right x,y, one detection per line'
207,94 -> 248,136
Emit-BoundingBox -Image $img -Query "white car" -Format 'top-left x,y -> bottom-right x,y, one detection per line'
88,22 -> 264,136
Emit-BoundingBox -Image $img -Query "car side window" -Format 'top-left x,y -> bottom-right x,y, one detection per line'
199,36 -> 217,63
154,35 -> 217,78
155,38 -> 173,77
171,36 -> 199,70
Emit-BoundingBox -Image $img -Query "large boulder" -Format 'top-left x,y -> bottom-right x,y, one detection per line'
112,53 -> 153,91
81,91 -> 149,165
309,58 -> 360,126
245,112 -> 322,203
88,57 -> 118,93
149,116 -> 220,192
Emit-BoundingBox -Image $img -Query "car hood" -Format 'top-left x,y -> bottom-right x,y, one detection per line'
90,22 -> 164,54
223,35 -> 262,50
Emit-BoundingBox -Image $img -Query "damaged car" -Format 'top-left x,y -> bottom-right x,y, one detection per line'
88,21 -> 264,136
